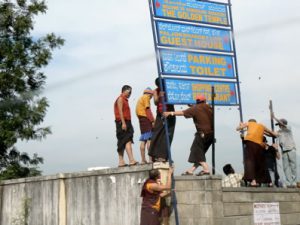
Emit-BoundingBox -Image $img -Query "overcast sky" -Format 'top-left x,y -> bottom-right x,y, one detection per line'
17,0 -> 300,178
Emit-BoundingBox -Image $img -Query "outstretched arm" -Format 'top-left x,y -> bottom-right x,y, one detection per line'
264,127 -> 277,137
163,111 -> 184,117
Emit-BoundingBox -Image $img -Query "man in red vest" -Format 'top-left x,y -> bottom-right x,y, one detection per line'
114,85 -> 138,167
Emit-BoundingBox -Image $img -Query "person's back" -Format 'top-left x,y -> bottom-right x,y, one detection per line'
244,121 -> 265,145
222,174 -> 243,187
184,103 -> 213,134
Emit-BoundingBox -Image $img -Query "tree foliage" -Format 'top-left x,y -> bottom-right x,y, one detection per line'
0,0 -> 64,179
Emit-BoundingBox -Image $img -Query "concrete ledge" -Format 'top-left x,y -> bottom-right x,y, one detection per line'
0,164 -> 152,185
1,167 -> 300,225
222,187 -> 300,192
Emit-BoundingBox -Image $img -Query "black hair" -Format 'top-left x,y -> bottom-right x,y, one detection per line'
121,85 -> 132,93
149,169 -> 160,180
223,164 -> 235,175
263,136 -> 267,143
155,77 -> 165,88
248,119 -> 256,122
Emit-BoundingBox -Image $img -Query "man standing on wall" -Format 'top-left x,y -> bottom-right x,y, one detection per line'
272,114 -> 297,187
236,119 -> 276,187
136,87 -> 155,164
163,94 -> 213,176
114,85 -> 138,167
148,78 -> 176,162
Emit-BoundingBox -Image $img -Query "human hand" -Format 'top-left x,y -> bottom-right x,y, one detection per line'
168,166 -> 174,174
122,122 -> 127,131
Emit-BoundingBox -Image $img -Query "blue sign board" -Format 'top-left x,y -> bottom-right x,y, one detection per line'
160,49 -> 235,78
153,0 -> 229,26
164,78 -> 238,105
156,21 -> 232,52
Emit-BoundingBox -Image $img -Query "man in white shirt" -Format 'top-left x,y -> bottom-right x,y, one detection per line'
273,114 -> 297,187
222,164 -> 243,188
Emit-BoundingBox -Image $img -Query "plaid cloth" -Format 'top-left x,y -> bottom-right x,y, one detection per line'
222,173 -> 243,187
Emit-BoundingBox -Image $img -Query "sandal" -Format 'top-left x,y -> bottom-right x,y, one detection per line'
118,164 -> 128,167
181,171 -> 193,176
156,158 -> 167,162
249,183 -> 259,187
129,161 -> 139,166
196,171 -> 210,176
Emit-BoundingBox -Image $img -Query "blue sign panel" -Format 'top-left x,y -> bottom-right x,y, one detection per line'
153,0 -> 229,26
164,78 -> 238,105
156,21 -> 232,52
160,49 -> 235,79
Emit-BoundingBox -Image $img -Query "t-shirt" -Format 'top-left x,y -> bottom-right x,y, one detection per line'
114,94 -> 131,121
222,173 -> 243,187
277,125 -> 296,151
183,103 -> 213,134
140,179 -> 161,212
136,94 -> 151,117
244,122 -> 265,145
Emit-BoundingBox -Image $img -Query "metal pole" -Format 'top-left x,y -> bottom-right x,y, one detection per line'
228,0 -> 245,160
269,100 -> 275,144
212,86 -> 216,175
228,0 -> 243,123
269,100 -> 279,186
147,1 -> 179,225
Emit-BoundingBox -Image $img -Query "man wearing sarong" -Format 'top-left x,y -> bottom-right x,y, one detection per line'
148,78 -> 176,162
163,94 -> 213,176
136,87 -> 155,164
236,119 -> 276,186
114,85 -> 138,167
140,167 -> 173,225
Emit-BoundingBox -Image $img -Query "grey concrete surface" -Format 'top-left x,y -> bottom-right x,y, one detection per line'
0,165 -> 300,225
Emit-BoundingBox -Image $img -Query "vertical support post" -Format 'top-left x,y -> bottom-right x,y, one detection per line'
228,0 -> 244,159
212,86 -> 216,175
269,100 -> 275,143
147,1 -> 179,225
58,174 -> 67,225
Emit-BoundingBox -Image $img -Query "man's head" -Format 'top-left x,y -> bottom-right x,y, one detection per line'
155,77 -> 164,88
149,169 -> 160,180
196,94 -> 206,104
121,85 -> 132,98
275,118 -> 288,127
143,87 -> 153,96
223,164 -> 235,175
248,119 -> 256,123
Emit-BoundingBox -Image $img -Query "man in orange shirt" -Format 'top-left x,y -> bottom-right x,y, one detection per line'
136,87 -> 155,164
114,85 -> 138,167
237,119 -> 276,186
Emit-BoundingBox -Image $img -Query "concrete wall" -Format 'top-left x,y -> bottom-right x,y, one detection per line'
1,166 -> 300,225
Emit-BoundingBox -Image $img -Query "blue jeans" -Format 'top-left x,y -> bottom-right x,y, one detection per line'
282,149 -> 297,186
